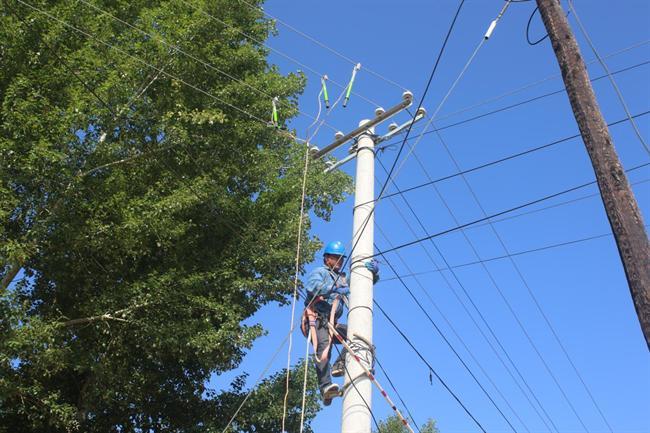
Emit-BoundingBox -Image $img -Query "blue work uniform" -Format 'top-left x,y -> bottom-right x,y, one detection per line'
304,265 -> 349,393
304,266 -> 349,319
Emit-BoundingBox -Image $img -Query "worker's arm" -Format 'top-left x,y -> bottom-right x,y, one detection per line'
304,268 -> 329,304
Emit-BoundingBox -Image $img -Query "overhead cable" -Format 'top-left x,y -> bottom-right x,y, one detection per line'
567,0 -> 649,157
370,162 -> 650,258
376,243 -> 520,433
374,164 -> 551,432
76,0 -> 338,133
175,0 -> 384,109
436,39 -> 649,123
369,110 -> 650,206
15,0 -> 309,146
428,127 -> 592,431
236,0 -> 410,92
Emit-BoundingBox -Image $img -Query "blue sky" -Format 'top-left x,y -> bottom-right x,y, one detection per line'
210,1 -> 650,432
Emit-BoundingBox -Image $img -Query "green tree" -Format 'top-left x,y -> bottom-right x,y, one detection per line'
0,0 -> 350,431
373,415 -> 439,433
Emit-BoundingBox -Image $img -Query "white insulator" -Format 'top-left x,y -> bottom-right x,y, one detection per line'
416,107 -> 427,118
335,131 -> 344,140
402,90 -> 413,102
375,107 -> 385,117
388,122 -> 398,131
485,20 -> 497,39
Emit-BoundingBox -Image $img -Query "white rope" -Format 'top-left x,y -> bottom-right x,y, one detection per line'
280,80 -> 348,429
298,330 -> 312,433
280,144 -> 311,432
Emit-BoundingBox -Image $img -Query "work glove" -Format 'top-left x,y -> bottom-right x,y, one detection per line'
364,259 -> 380,284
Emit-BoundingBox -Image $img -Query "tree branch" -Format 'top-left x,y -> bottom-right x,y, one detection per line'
60,302 -> 149,327
1,264 -> 21,291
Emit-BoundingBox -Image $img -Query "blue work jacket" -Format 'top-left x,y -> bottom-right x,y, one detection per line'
304,266 -> 349,320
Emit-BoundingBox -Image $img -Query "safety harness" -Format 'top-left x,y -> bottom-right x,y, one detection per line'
300,269 -> 347,362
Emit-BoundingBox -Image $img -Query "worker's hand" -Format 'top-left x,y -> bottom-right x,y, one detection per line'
364,259 -> 380,284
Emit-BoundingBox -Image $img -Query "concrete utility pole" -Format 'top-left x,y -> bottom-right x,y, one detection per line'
342,121 -> 376,432
536,0 -> 650,349
311,92 -> 418,432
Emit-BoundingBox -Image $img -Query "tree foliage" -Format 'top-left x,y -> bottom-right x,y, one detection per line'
373,415 -> 439,433
0,0 -> 350,431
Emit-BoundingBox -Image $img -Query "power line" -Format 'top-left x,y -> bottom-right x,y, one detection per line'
175,0 -> 384,109
567,0 -> 649,157
370,110 -> 650,206
346,0 -> 467,280
478,178 -> 649,228
75,0 -> 340,134
384,0 -> 517,192
429,124 -> 606,431
435,39 -> 649,124
428,60 -> 650,134
370,161 -> 650,258
374,170 -> 552,432
372,299 -> 488,433
375,158 -> 560,432
236,0 -> 409,92
376,243 -> 520,433
379,179 -> 650,283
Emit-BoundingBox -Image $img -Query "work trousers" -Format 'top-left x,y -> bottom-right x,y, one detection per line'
314,320 -> 347,392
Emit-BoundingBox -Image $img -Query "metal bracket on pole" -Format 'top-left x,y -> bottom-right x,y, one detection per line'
322,106 -> 426,173
376,107 -> 427,144
310,91 -> 414,160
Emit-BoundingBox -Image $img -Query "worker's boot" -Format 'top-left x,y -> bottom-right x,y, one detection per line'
321,383 -> 340,406
331,359 -> 345,377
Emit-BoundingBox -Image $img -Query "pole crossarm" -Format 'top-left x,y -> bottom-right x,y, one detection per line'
310,91 -> 414,160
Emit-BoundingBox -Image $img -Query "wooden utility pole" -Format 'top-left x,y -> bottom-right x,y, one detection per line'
536,0 -> 650,349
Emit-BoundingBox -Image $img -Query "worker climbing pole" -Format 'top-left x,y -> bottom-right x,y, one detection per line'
310,91 -> 421,433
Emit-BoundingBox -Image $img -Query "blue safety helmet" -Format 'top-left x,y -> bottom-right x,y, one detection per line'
323,240 -> 346,257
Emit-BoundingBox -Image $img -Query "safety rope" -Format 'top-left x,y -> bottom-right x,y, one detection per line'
298,329 -> 311,433
280,144 -> 311,432
326,322 -> 415,433
281,77 -> 353,431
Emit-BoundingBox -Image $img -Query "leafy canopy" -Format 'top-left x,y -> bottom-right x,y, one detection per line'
373,415 -> 439,433
0,0 -> 350,431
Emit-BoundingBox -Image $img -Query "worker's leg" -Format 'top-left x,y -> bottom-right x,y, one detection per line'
314,320 -> 334,392
331,324 -> 347,376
